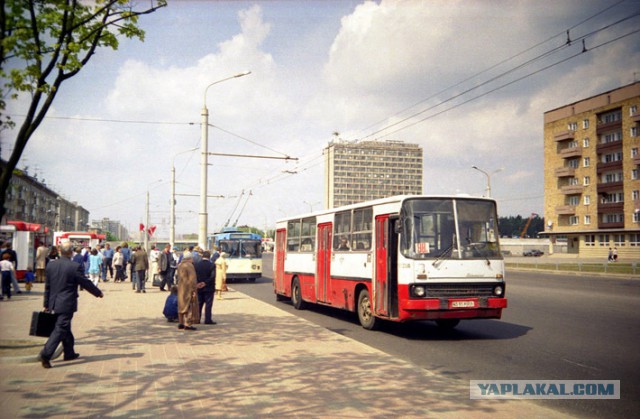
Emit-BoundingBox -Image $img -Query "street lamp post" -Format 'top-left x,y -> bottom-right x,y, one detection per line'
199,71 -> 251,248
472,166 -> 503,197
171,147 -> 198,246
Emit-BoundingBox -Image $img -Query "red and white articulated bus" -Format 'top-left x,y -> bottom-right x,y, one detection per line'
273,195 -> 507,330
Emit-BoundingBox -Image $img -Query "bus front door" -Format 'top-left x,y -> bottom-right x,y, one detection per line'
374,215 -> 389,316
316,223 -> 332,303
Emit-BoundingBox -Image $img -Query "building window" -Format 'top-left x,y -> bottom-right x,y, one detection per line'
602,151 -> 623,163
630,105 -> 638,116
585,234 -> 596,246
634,212 -> 640,224
583,176 -> 590,186
583,137 -> 590,147
583,157 -> 590,167
568,122 -> 577,131
603,213 -> 623,223
632,127 -> 638,138
582,119 -> 590,129
568,196 -> 579,206
632,169 -> 639,180
584,215 -> 591,225
600,109 -> 622,124
630,233 -> 640,245
613,234 -> 625,246
633,148 -> 639,158
569,177 -> 579,186
569,216 -> 578,225
598,234 -> 610,246
584,195 -> 590,205
632,190 -> 639,201
568,159 -> 579,169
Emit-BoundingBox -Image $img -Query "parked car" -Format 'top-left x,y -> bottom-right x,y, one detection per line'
523,249 -> 544,257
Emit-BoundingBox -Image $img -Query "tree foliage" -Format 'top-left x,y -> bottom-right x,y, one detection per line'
498,214 -> 545,238
0,0 -> 166,221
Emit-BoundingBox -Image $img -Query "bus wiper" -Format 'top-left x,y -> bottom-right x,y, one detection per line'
466,237 -> 491,266
432,243 -> 455,267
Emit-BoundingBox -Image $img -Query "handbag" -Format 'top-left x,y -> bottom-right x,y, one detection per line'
29,311 -> 57,337
152,274 -> 162,287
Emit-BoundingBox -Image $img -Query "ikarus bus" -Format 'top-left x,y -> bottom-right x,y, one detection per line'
273,195 -> 507,330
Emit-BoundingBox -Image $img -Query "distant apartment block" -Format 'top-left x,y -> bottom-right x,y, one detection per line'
323,140 -> 423,209
1,160 -> 89,233
543,82 -> 640,259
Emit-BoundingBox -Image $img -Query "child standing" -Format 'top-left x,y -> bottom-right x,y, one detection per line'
24,267 -> 35,293
1,253 -> 15,300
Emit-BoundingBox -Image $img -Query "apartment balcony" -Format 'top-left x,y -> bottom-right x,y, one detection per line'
597,181 -> 623,194
635,200 -> 640,212
630,112 -> 640,123
597,201 -> 624,213
560,185 -> 584,194
596,120 -> 622,134
596,160 -> 623,174
554,167 -> 575,177
596,140 -> 622,153
634,154 -> 640,166
554,131 -> 575,142
559,147 -> 582,159
599,220 -> 624,229
555,205 -> 576,215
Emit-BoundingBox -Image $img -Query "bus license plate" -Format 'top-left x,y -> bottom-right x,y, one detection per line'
450,300 -> 477,309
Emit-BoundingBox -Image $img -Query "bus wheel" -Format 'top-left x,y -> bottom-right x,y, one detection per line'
291,278 -> 307,310
357,289 -> 378,330
436,319 -> 460,329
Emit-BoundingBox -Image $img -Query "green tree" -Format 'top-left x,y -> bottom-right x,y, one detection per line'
0,0 -> 166,221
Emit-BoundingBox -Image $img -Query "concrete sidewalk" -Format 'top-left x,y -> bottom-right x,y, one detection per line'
0,281 -> 568,418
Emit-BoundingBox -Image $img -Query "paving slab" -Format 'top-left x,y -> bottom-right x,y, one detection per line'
0,281 -> 570,418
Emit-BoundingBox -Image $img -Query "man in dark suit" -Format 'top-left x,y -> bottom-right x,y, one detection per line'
38,242 -> 104,368
194,250 -> 216,325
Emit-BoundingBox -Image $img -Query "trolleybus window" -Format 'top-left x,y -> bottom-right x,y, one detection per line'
333,211 -> 351,251
300,218 -> 316,252
352,207 -> 372,250
287,220 -> 301,251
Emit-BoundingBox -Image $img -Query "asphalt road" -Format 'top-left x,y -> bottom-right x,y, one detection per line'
230,253 -> 640,418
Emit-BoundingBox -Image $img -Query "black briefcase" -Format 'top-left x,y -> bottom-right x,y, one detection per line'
152,274 -> 162,287
29,311 -> 57,337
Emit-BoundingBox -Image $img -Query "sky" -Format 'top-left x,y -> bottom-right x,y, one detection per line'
3,0 -> 640,239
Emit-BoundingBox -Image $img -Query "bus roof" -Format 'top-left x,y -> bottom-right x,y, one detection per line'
275,194 -> 497,223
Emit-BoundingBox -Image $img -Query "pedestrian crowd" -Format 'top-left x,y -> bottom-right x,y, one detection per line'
1,238 -> 232,368
2,238 -> 230,338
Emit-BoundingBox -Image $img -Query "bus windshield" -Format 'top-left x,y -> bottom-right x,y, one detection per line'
219,239 -> 263,258
400,198 -> 500,260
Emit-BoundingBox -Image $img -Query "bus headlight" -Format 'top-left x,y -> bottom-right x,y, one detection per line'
493,285 -> 504,296
413,286 -> 426,297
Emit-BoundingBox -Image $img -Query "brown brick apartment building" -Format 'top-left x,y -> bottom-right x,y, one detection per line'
543,82 -> 640,259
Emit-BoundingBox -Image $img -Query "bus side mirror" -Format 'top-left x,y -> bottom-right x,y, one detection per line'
394,222 -> 402,234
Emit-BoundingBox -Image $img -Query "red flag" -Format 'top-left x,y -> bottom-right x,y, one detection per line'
148,225 -> 157,236
139,223 -> 145,232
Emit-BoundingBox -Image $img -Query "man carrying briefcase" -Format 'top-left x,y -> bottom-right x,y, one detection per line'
38,242 -> 104,368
